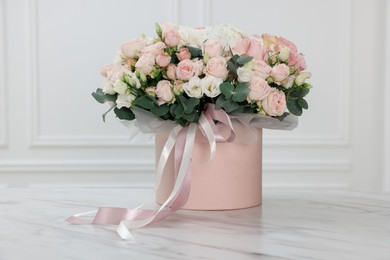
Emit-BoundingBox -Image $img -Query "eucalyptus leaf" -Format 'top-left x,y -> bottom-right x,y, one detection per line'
219,82 -> 234,99
236,56 -> 253,66
151,104 -> 170,116
133,95 -> 156,110
232,83 -> 250,102
185,46 -> 203,58
183,112 -> 197,122
215,95 -> 239,113
114,107 -> 135,121
299,88 -> 310,98
287,100 -> 303,116
298,98 -> 308,109
92,88 -> 117,104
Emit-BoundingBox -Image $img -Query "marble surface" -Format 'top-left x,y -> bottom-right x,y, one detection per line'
0,187 -> 389,260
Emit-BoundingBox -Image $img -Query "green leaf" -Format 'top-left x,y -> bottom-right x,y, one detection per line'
236,56 -> 253,66
185,98 -> 199,114
299,88 -> 310,98
151,104 -> 170,116
185,46 -> 203,58
230,54 -> 240,63
183,112 -> 197,122
114,107 -> 135,121
298,98 -> 308,109
173,103 -> 184,118
227,60 -> 237,75
232,83 -> 250,102
92,88 -> 117,104
219,82 -> 234,99
102,105 -> 115,122
215,95 -> 239,113
133,95 -> 156,110
287,100 -> 303,116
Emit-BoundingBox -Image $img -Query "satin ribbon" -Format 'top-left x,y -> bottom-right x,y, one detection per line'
66,104 -> 236,239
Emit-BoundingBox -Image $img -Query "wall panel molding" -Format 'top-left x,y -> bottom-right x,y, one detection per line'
0,0 -> 7,148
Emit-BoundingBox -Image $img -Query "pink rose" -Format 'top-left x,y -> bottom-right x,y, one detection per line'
203,38 -> 224,57
261,89 -> 286,116
135,53 -> 155,75
204,57 -> 228,80
121,37 -> 147,59
247,77 -> 271,102
232,38 -> 250,56
246,38 -> 263,60
176,48 -> 191,61
176,59 -> 196,81
155,80 -> 175,104
271,64 -> 290,83
253,60 -> 272,79
141,42 -> 166,56
156,52 -> 171,67
164,30 -> 180,47
166,64 -> 177,80
289,52 -> 307,71
277,37 -> 298,54
106,64 -> 130,84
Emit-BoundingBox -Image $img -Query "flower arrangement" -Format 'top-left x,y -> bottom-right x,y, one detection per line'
92,23 -> 312,126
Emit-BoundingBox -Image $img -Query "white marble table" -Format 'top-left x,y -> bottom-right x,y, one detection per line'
0,187 -> 389,260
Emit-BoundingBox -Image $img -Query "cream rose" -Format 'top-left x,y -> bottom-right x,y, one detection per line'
253,60 -> 272,80
155,80 -> 175,104
121,37 -> 147,58
135,53 -> 155,75
261,89 -> 286,116
176,59 -> 196,81
102,79 -> 115,95
204,57 -> 228,80
247,76 -> 271,102
201,76 -> 222,98
294,72 -> 312,86
183,76 -> 203,98
271,63 -> 290,83
237,67 -> 253,83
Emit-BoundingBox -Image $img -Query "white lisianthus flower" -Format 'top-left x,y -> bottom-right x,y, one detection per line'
294,72 -> 312,86
102,79 -> 115,95
183,76 -> 203,98
113,80 -> 129,95
281,75 -> 296,89
116,94 -> 136,109
209,24 -> 246,51
178,26 -> 209,47
201,76 -> 223,98
237,67 -> 254,83
126,72 -> 141,89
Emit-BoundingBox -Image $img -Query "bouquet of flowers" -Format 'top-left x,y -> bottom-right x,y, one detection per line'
92,23 -> 312,126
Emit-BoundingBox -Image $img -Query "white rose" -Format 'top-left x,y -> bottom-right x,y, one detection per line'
102,79 -> 115,95
237,67 -> 254,83
294,72 -> 312,86
116,94 -> 136,109
113,80 -> 129,95
201,76 -> 222,98
126,72 -> 141,89
183,76 -> 203,98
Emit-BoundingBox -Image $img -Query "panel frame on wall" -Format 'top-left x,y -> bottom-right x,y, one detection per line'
27,0 -> 180,148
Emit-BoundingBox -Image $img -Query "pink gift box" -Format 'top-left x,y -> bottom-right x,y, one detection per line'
155,126 -> 262,210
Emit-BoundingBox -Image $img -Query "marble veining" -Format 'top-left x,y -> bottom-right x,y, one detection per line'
0,188 -> 389,260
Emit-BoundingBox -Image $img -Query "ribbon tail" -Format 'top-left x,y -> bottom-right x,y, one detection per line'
116,123 -> 197,239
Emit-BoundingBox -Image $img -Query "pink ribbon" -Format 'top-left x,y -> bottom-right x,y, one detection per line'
66,104 -> 235,238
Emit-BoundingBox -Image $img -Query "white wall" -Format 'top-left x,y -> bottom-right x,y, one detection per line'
0,0 -> 388,191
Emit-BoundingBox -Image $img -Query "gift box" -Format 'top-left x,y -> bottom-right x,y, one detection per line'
155,123 -> 262,210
